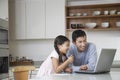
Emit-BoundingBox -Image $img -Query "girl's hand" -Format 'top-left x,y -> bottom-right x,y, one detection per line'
67,55 -> 74,63
64,67 -> 72,73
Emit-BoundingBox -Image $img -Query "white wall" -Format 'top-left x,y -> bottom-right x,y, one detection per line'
9,0 -> 120,61
0,0 -> 8,20
9,39 -> 54,61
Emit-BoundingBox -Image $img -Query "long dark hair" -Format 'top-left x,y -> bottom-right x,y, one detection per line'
54,35 -> 70,63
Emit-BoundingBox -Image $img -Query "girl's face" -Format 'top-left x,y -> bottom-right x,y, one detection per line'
58,41 -> 70,54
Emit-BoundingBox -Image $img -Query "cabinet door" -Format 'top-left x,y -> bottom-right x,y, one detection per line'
26,0 -> 45,39
0,0 -> 8,20
46,0 -> 65,38
15,0 -> 26,39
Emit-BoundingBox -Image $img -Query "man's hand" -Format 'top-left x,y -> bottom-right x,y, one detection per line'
80,65 -> 88,70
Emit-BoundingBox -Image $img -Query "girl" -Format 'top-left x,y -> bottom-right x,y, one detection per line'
36,35 -> 74,77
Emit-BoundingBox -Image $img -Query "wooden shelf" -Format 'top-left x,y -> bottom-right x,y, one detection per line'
66,15 -> 120,19
66,28 -> 120,31
65,3 -> 120,34
66,3 -> 120,9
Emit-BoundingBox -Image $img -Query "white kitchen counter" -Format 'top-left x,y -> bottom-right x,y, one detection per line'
29,71 -> 120,80
9,67 -> 120,80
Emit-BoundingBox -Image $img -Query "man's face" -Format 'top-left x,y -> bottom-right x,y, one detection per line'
73,36 -> 87,52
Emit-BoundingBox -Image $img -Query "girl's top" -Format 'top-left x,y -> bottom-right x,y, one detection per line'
36,50 -> 59,78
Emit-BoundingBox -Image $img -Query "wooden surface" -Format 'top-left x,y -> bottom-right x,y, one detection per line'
66,15 -> 120,18
10,61 -> 34,66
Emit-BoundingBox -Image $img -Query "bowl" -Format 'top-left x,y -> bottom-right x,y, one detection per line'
116,21 -> 120,27
117,12 -> 120,15
76,13 -> 82,16
110,10 -> 116,15
85,23 -> 97,28
101,22 -> 109,28
76,24 -> 84,28
93,11 -> 101,16
71,24 -> 76,29
83,13 -> 88,16
69,13 -> 74,16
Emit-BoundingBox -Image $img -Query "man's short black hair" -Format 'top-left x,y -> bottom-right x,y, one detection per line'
72,30 -> 86,42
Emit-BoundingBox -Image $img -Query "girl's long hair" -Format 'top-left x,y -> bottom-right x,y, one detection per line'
54,35 -> 69,63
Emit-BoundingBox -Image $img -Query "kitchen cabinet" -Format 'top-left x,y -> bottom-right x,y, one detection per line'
26,0 -> 45,39
0,0 -> 8,20
9,0 -> 45,39
46,0 -> 65,38
9,0 -> 65,40
65,3 -> 120,36
15,0 -> 26,39
9,0 -> 26,39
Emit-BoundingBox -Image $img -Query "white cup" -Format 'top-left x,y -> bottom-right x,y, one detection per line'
110,10 -> 116,15
76,13 -> 82,16
104,11 -> 109,15
93,11 -> 101,16
101,22 -> 109,28
83,13 -> 87,16
69,13 -> 74,16
117,12 -> 120,15
116,21 -> 120,27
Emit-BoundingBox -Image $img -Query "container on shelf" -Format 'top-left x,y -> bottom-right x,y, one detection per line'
101,22 -> 109,28
116,21 -> 120,27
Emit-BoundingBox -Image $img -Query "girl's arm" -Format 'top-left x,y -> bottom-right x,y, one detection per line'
64,67 -> 72,73
51,55 -> 73,73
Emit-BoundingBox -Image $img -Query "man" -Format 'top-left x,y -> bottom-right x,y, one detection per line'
67,30 -> 97,72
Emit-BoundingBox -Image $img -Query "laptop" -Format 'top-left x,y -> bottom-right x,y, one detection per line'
75,48 -> 116,74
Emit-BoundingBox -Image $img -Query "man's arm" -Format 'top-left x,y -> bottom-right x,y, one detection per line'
86,44 -> 97,70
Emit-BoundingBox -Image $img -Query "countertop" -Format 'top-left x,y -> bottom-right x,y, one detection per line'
33,60 -> 120,68
29,71 -> 120,80
9,61 -> 120,80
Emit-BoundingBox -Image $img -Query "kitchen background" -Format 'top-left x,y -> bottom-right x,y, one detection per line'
1,0 -> 119,61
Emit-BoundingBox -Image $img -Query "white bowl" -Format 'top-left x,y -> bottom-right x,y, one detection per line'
110,10 -> 116,15
69,13 -> 74,16
76,13 -> 82,16
93,11 -> 101,16
116,21 -> 120,27
117,12 -> 120,15
101,22 -> 109,28
85,23 -> 97,28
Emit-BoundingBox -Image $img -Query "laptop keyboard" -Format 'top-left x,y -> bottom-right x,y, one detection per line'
76,70 -> 94,72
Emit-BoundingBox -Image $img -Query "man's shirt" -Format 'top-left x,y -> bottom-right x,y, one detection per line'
67,43 -> 97,72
